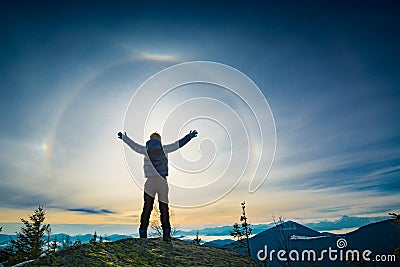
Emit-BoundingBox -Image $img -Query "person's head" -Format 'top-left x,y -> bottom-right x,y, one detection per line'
150,132 -> 161,141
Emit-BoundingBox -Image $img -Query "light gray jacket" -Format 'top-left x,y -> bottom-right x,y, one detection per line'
122,134 -> 185,178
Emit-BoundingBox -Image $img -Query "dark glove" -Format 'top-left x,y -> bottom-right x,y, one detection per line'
118,132 -> 126,139
189,130 -> 198,139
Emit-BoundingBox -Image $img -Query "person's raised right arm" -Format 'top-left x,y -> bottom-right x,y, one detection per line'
117,132 -> 146,155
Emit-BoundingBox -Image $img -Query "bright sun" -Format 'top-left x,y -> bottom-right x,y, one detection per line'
42,143 -> 49,153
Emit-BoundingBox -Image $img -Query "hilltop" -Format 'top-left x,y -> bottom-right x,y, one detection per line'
26,238 -> 258,267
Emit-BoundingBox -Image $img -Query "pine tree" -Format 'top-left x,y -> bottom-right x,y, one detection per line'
230,202 -> 252,257
230,222 -> 245,248
90,231 -> 97,243
11,206 -> 50,262
193,232 -> 201,245
240,202 -> 252,257
389,212 -> 400,227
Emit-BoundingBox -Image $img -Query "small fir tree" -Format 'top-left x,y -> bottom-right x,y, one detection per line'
230,202 -> 252,257
11,206 -> 50,262
193,232 -> 201,245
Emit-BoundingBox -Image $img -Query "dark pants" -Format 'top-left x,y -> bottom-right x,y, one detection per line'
139,192 -> 171,238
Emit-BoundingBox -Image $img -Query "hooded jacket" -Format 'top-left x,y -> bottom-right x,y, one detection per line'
122,134 -> 192,177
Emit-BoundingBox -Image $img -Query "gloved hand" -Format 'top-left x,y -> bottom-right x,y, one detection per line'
189,130 -> 198,139
117,132 -> 126,139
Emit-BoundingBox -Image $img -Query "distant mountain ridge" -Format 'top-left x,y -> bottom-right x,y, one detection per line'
176,215 -> 389,237
305,214 -> 389,231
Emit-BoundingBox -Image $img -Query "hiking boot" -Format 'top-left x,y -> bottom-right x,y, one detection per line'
139,229 -> 147,238
162,228 -> 171,242
162,235 -> 171,242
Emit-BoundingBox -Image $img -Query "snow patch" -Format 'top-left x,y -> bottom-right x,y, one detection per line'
290,235 -> 328,240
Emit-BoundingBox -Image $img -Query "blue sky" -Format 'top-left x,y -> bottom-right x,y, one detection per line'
0,1 -> 399,230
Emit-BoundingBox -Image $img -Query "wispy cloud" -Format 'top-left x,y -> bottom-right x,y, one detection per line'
66,208 -> 117,215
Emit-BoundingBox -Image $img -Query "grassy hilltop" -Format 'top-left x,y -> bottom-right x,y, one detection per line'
26,238 -> 258,267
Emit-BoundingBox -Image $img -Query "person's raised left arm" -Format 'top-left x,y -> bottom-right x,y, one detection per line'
163,130 -> 198,153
